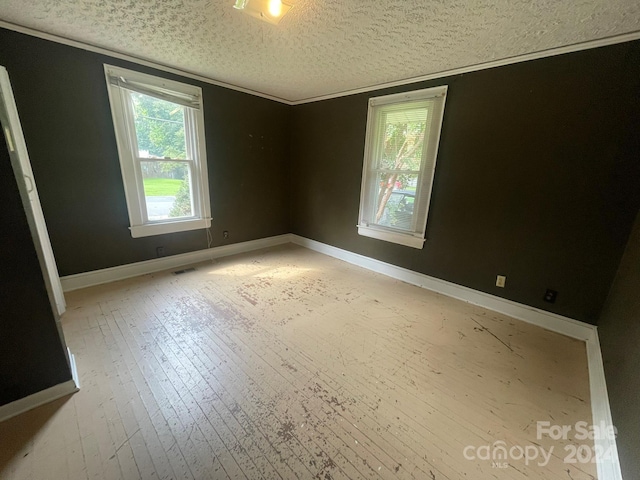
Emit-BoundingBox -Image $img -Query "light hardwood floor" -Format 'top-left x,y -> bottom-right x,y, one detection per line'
0,245 -> 597,479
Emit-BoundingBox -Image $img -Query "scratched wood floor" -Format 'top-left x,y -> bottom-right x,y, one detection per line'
0,244 -> 597,480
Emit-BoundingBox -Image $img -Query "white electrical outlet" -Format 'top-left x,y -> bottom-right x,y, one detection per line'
496,275 -> 506,287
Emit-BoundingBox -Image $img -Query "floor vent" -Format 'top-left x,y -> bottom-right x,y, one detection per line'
172,267 -> 196,275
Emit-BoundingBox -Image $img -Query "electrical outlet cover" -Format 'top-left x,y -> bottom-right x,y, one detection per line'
544,289 -> 558,303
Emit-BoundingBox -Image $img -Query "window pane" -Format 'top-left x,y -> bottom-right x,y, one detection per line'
373,173 -> 418,231
131,92 -> 188,159
141,161 -> 193,220
378,107 -> 428,170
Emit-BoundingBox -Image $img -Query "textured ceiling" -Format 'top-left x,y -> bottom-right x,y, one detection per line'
1,0 -> 639,102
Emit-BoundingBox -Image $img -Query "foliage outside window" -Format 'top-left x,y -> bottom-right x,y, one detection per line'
104,65 -> 211,238
358,86 -> 447,248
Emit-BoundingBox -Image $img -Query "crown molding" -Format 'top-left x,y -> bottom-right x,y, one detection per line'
291,30 -> 640,105
1,20 -> 639,106
0,20 -> 294,105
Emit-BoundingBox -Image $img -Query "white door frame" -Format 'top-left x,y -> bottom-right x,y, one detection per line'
0,65 -> 67,317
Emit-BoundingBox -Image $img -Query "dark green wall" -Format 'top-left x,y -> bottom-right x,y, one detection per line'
0,135 -> 71,406
2,27 -> 637,324
290,41 -> 640,325
0,28 -> 291,276
1,23 -> 639,468
596,47 -> 640,474
598,209 -> 640,478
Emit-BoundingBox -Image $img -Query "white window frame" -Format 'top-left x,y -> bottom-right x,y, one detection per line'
104,64 -> 211,238
357,86 -> 447,249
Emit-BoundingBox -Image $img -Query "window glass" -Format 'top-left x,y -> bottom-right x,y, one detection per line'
131,92 -> 188,160
105,64 -> 211,238
375,174 -> 419,231
358,86 -> 447,249
140,161 -> 193,220
377,107 -> 428,170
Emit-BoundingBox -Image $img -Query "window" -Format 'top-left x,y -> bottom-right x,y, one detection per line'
357,86 -> 447,248
104,65 -> 211,238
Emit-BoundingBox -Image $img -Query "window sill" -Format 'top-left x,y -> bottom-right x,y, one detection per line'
130,217 -> 211,238
357,225 -> 425,249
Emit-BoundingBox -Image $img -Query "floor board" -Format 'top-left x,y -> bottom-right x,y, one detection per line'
0,245 -> 597,479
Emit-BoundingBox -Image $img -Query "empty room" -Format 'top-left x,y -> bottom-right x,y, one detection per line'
0,1 -> 638,479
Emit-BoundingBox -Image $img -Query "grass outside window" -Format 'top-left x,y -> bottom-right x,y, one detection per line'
142,178 -> 182,196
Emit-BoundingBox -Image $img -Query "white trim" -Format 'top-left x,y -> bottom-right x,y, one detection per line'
1,20 -> 639,105
369,86 -> 447,106
60,234 -> 291,291
67,348 -> 80,389
357,225 -> 425,249
0,379 -> 79,423
129,217 -> 212,238
0,348 -> 79,422
292,31 -> 640,105
586,330 -> 623,480
0,66 -> 67,317
291,234 -> 594,340
0,21 -> 293,105
63,232 -> 599,340
55,231 -> 622,478
104,64 -> 211,238
289,234 -> 622,479
358,85 -> 447,249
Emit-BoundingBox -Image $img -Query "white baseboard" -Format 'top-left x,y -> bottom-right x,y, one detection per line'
290,234 -> 594,340
0,379 -> 79,423
60,234 -> 291,292
56,232 -> 621,479
68,347 -> 80,389
0,348 -> 80,423
586,330 -> 623,480
289,234 -> 622,480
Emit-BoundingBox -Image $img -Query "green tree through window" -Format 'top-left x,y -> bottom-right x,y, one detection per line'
132,92 -> 188,180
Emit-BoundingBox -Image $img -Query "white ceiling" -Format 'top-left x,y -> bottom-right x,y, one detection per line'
1,0 -> 639,102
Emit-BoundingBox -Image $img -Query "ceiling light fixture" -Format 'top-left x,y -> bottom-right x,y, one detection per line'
268,0 -> 282,17
233,0 -> 292,25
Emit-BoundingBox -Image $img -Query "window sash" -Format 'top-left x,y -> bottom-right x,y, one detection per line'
371,169 -> 422,175
358,85 -> 447,248
135,159 -> 196,224
366,103 -> 431,233
365,171 -> 424,233
122,89 -> 204,225
105,64 -> 211,238
108,75 -> 201,110
371,101 -> 430,172
135,158 -> 195,167
128,90 -> 195,161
